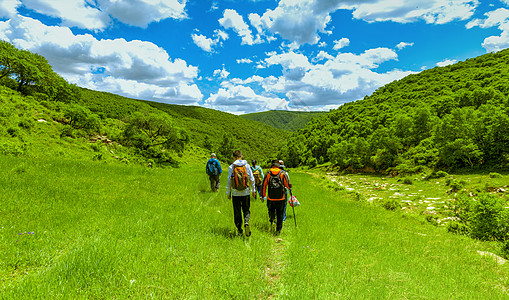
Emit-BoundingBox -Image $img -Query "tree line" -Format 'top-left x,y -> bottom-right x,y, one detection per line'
278,49 -> 509,172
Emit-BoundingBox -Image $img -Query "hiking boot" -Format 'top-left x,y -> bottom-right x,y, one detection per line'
245,224 -> 251,237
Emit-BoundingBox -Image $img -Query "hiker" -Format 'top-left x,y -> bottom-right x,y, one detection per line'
226,150 -> 256,236
261,160 -> 292,235
206,153 -> 222,192
279,160 -> 290,222
250,160 -> 264,199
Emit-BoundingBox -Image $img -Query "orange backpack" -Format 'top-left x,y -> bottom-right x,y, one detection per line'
232,165 -> 249,190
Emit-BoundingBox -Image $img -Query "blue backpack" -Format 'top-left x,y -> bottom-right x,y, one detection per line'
207,159 -> 219,176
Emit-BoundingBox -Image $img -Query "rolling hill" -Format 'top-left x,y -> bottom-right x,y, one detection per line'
241,110 -> 326,131
278,48 -> 509,171
0,41 -> 289,166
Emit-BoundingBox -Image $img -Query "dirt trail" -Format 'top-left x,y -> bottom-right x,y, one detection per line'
264,237 -> 287,298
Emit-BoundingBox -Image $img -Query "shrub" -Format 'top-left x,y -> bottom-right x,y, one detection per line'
448,179 -> 465,192
18,119 -> 33,130
307,157 -> 318,168
470,194 -> 509,241
489,172 -> 502,178
376,198 -> 401,211
426,170 -> 449,180
447,221 -> 470,235
7,127 -> 19,137
426,215 -> 440,226
402,178 -> 413,185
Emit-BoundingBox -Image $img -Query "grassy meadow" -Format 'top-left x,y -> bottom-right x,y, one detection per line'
2,156 -> 509,298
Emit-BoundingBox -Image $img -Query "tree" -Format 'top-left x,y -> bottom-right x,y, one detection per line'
0,40 -> 17,80
122,111 -> 188,153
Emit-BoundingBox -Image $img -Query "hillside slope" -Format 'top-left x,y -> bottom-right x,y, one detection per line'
241,110 -> 326,131
279,48 -> 509,171
143,100 -> 290,162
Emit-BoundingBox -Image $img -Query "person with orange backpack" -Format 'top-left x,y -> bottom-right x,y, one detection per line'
250,160 -> 264,199
261,160 -> 292,235
226,150 -> 256,236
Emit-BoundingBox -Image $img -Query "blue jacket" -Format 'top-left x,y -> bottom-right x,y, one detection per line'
206,158 -> 222,176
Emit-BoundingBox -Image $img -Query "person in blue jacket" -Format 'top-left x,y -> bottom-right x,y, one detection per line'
206,153 -> 222,192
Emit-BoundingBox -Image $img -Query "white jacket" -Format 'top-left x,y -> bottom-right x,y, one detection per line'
226,160 -> 255,197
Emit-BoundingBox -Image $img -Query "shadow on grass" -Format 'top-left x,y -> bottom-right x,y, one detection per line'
211,226 -> 240,239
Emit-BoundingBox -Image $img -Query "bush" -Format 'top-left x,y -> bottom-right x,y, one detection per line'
489,172 -> 502,178
470,194 -> 509,241
447,221 -> 470,235
451,193 -> 509,241
426,215 -> 440,226
446,178 -> 465,192
402,178 -> 413,185
426,170 -> 449,180
376,198 -> 401,211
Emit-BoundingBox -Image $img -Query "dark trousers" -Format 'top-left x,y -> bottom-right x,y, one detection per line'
209,175 -> 220,191
282,190 -> 288,221
232,195 -> 250,232
267,200 -> 285,232
255,184 -> 262,198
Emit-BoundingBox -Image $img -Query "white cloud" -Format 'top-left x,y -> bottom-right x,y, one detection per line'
0,16 -> 202,104
192,34 -> 214,52
466,8 -> 509,29
10,0 -> 187,30
350,0 -> 478,24
251,0 -> 479,45
213,67 -> 230,79
204,85 -> 287,114
0,0 -> 21,18
466,8 -> 509,52
216,46 -> 413,111
333,38 -> 350,50
97,0 -> 188,28
191,29 -> 228,52
396,41 -> 414,50
219,9 -> 259,45
436,59 -> 457,67
237,58 -> 253,64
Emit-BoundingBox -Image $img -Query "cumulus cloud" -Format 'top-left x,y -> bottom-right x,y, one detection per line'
192,30 -> 228,52
350,0 -> 477,24
8,0 -> 187,30
213,67 -> 230,79
466,8 -> 509,52
237,58 -> 253,64
250,0 -> 479,45
98,0 -> 187,28
0,0 -> 21,18
219,9 -> 259,45
204,85 -> 287,114
436,59 -> 457,67
0,16 -> 202,104
396,42 -> 414,50
333,38 -> 350,50
211,46 -> 413,112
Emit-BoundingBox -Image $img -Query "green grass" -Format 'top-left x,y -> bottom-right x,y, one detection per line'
1,156 -> 509,298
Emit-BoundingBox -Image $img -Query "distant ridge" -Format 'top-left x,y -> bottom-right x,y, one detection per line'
241,110 -> 326,131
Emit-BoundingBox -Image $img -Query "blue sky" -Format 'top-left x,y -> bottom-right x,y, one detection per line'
1,1 -> 509,114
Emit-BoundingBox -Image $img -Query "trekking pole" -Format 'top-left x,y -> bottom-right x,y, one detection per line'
290,190 -> 297,228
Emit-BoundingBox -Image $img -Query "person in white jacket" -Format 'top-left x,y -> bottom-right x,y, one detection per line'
226,150 -> 256,236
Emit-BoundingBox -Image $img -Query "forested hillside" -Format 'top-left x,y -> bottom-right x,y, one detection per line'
0,41 -> 287,166
241,110 -> 326,131
279,49 -> 509,172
